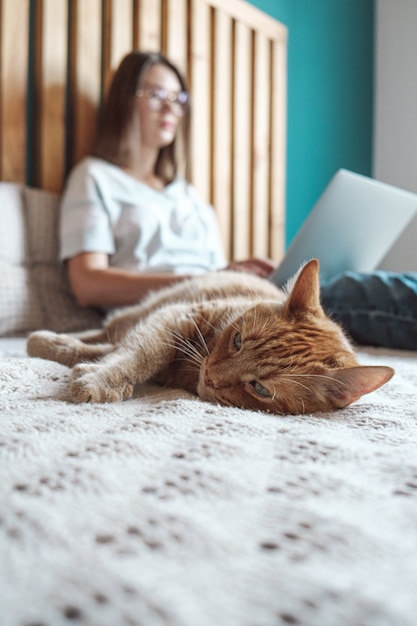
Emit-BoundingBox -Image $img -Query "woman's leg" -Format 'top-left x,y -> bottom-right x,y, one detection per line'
320,271 -> 417,349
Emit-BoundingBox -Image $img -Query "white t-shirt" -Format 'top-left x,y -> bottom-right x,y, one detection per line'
59,157 -> 226,274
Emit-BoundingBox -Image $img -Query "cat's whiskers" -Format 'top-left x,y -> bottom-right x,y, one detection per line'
178,337 -> 206,365
256,315 -> 272,339
281,372 -> 351,391
278,376 -> 312,393
226,313 -> 243,335
229,319 -> 239,333
173,363 -> 201,375
197,314 -> 223,337
158,339 -> 203,368
162,329 -> 205,367
250,305 -> 258,334
188,317 -> 210,356
158,330 -> 198,359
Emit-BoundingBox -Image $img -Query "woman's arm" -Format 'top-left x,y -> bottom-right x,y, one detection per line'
68,252 -> 187,308
68,253 -> 277,308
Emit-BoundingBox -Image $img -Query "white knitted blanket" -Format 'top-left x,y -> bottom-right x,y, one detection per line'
1,338 -> 417,626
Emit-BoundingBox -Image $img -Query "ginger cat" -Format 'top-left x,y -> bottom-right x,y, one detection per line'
27,259 -> 394,415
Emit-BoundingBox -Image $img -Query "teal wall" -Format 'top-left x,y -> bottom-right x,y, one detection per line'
248,0 -> 375,246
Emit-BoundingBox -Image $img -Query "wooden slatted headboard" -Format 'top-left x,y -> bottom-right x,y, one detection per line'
0,0 -> 287,262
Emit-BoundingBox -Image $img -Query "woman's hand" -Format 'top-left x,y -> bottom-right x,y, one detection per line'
225,257 -> 276,278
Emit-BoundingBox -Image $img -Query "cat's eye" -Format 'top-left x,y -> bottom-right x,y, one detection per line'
250,381 -> 271,398
233,332 -> 242,350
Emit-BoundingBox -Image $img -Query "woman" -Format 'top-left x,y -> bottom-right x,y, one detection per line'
61,51 -> 417,350
60,51 -> 273,309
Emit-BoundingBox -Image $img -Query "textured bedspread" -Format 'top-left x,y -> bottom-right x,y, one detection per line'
1,339 -> 417,626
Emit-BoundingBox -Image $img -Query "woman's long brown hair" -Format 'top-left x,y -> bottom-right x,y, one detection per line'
92,51 -> 190,184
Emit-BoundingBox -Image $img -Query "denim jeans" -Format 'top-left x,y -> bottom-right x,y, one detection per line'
320,271 -> 417,350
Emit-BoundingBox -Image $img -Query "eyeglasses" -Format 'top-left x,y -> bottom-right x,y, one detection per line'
136,87 -> 190,117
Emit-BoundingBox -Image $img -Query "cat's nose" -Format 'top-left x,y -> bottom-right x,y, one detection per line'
204,370 -> 229,389
204,371 -> 215,388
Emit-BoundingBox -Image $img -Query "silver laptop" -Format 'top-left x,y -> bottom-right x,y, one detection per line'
270,168 -> 417,286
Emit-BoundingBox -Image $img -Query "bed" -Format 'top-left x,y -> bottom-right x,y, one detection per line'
1,2 -> 417,625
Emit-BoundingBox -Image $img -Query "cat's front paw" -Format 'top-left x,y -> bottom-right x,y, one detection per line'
70,363 -> 134,403
27,330 -> 81,367
27,330 -> 65,359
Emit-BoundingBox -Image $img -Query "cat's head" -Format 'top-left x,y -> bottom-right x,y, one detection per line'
197,259 -> 394,415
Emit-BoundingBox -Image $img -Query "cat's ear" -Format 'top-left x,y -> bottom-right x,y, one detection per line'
324,365 -> 394,409
285,258 -> 323,316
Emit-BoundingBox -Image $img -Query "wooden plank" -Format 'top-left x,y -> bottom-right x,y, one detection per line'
211,9 -> 233,259
189,0 -> 211,204
165,0 -> 187,73
232,20 -> 252,260
110,0 -> 134,67
137,0 -> 162,52
70,0 -> 102,166
252,32 -> 270,258
101,0 -> 112,95
102,0 -> 134,96
0,0 -> 29,183
269,39 -> 286,261
206,0 -> 287,41
36,0 -> 68,192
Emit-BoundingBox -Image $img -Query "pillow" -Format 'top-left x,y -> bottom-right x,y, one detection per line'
0,260 -> 44,334
0,183 -> 26,264
23,186 -> 103,333
0,183 -> 102,336
0,183 -> 44,335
